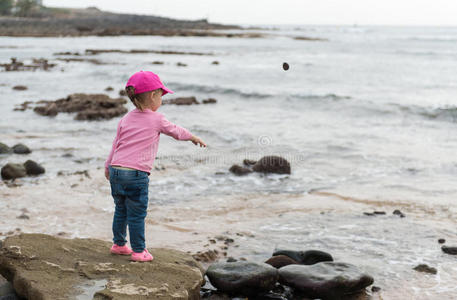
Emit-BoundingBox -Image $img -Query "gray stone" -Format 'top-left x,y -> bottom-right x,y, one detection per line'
23,160 -> 45,176
273,249 -> 333,265
0,143 -> 12,155
278,262 -> 374,299
11,144 -> 31,155
1,163 -> 27,180
413,264 -> 437,275
206,261 -> 278,296
442,246 -> 457,255
229,164 -> 252,176
0,275 -> 16,299
0,233 -> 204,299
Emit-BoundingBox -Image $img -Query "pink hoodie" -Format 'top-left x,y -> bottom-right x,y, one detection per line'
105,109 -> 193,173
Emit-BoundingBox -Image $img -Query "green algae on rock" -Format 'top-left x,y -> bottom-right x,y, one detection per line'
0,234 -> 204,299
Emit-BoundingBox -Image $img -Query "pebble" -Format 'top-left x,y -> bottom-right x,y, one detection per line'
393,209 -> 405,218
413,264 -> 437,275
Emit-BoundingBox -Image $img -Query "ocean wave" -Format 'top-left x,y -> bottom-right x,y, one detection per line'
403,36 -> 457,42
396,104 -> 457,123
168,82 -> 273,99
394,49 -> 456,57
288,93 -> 351,101
169,81 -> 352,101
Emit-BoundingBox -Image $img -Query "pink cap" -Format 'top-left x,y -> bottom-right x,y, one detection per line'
125,71 -> 174,96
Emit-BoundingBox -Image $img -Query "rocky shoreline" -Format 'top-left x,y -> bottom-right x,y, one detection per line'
0,7 -> 242,38
0,234 -> 377,300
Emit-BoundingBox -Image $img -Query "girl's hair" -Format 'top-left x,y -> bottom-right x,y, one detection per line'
125,86 -> 162,111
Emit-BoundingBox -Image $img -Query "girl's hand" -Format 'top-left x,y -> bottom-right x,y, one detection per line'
190,135 -> 207,147
105,168 -> 110,180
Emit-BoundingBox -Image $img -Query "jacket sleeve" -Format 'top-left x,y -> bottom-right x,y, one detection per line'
160,114 -> 193,141
105,119 -> 122,170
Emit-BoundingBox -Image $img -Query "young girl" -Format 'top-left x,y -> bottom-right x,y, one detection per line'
105,71 -> 206,262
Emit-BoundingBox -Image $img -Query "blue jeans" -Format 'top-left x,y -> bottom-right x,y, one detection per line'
109,166 -> 149,253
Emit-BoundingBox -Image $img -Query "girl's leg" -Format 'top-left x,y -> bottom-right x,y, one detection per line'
112,194 -> 128,246
110,167 -> 128,246
125,176 -> 149,253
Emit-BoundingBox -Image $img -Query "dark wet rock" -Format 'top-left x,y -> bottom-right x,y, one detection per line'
273,249 -> 333,265
152,61 -> 164,65
206,261 -> 278,296
224,238 -> 234,244
24,160 -> 45,176
54,51 -> 81,56
226,257 -> 237,263
0,274 -> 17,299
119,89 -> 127,96
87,49 -> 213,56
442,246 -> 457,255
176,62 -> 188,67
243,159 -> 257,166
294,36 -> 328,41
12,144 -> 31,155
371,286 -> 381,292
1,163 -> 27,180
105,86 -> 114,91
12,85 -> 27,91
202,98 -> 217,104
252,156 -> 291,174
55,57 -> 107,65
265,255 -> 299,269
212,61 -> 220,65
278,262 -> 374,299
365,211 -> 386,216
1,57 -> 56,72
229,164 -> 252,176
163,97 -> 199,105
193,249 -> 220,262
282,62 -> 289,71
33,102 -> 58,116
27,93 -> 127,120
438,238 -> 446,244
0,143 -> 12,155
0,233 -> 204,299
16,214 -> 29,220
393,209 -> 405,218
413,264 -> 437,274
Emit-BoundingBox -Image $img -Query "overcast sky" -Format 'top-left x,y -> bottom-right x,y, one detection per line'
44,0 -> 457,26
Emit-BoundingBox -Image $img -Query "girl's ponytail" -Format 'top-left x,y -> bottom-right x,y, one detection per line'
125,86 -> 145,111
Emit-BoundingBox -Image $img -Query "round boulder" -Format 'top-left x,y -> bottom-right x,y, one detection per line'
24,160 -> 45,176
265,255 -> 298,269
252,156 -> 291,174
12,144 -> 31,154
1,163 -> 27,180
229,164 -> 252,176
273,249 -> 333,265
0,143 -> 13,154
279,262 -> 374,299
442,246 -> 457,255
206,261 -> 278,296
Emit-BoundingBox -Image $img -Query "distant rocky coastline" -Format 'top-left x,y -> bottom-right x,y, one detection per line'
0,6 -> 243,37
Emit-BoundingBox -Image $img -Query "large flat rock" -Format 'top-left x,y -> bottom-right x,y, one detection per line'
0,234 -> 204,299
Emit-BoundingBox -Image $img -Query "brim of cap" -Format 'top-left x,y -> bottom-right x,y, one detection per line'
162,86 -> 174,96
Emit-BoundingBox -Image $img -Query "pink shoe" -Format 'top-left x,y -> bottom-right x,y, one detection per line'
131,249 -> 153,262
110,244 -> 133,255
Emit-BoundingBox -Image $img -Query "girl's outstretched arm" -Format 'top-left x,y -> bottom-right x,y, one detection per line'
190,135 -> 207,147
